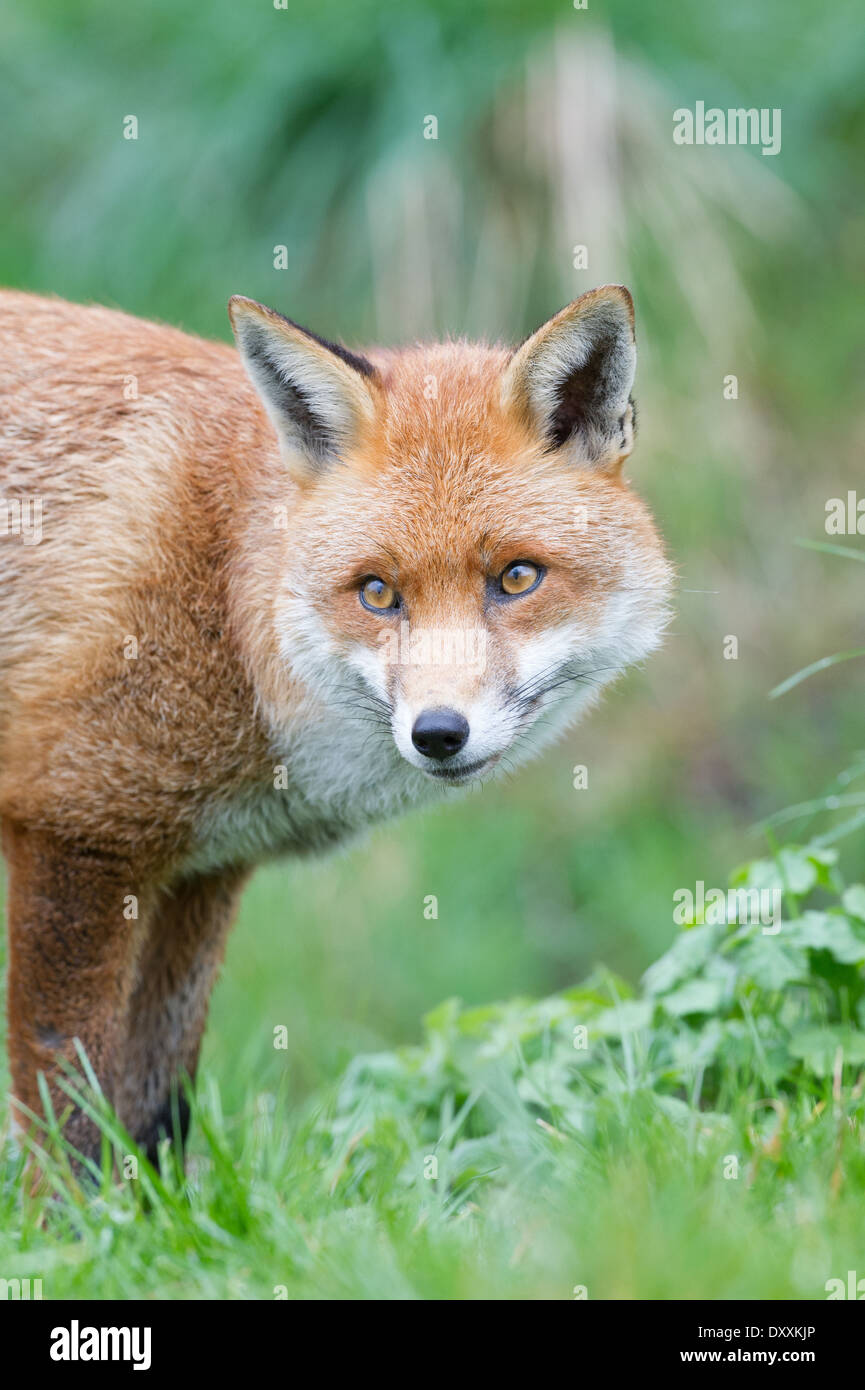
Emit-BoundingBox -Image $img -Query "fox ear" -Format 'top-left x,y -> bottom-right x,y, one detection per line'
501,285 -> 637,469
228,296 -> 378,477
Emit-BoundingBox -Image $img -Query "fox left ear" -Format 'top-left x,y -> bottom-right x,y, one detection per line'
228,296 -> 378,479
501,285 -> 637,469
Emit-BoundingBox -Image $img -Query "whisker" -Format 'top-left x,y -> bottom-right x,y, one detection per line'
510,663 -> 614,711
510,660 -> 614,707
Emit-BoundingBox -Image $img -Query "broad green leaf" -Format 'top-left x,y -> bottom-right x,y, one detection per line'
661,979 -> 725,1017
642,925 -> 718,996
734,937 -> 809,990
842,885 -> 865,921
731,847 -> 818,897
787,910 -> 865,964
788,1027 -> 865,1077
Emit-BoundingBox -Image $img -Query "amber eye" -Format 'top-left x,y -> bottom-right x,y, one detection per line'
360,576 -> 399,612
500,561 -> 542,597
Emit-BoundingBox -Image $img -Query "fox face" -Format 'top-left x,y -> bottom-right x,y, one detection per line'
230,287 -> 672,792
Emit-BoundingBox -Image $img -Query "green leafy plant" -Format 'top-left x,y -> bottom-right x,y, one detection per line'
311,842 -> 865,1207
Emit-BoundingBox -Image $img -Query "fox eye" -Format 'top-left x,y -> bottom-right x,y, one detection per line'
360,576 -> 399,612
499,561 -> 543,597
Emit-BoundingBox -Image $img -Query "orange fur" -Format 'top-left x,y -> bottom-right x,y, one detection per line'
0,287 -> 671,1162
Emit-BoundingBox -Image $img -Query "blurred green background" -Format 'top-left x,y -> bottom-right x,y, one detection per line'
0,0 -> 863,1115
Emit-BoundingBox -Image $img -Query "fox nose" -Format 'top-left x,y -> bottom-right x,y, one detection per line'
411,708 -> 470,761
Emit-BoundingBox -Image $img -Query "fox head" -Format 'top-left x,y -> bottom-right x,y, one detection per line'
229,287 -> 672,790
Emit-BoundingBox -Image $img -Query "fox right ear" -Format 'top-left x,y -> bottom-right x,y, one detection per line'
501,285 -> 637,470
228,296 -> 378,478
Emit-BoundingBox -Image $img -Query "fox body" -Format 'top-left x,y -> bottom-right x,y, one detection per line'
0,285 -> 671,1162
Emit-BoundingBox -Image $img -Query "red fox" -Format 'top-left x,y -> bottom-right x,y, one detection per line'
0,285 -> 671,1165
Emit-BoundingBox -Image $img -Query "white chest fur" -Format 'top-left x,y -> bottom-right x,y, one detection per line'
184,712 -> 441,875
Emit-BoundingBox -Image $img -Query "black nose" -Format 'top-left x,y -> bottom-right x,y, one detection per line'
411,708 -> 470,761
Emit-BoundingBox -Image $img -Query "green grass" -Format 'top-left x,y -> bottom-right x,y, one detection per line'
3,1069 -> 863,1301
3,842 -> 865,1300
